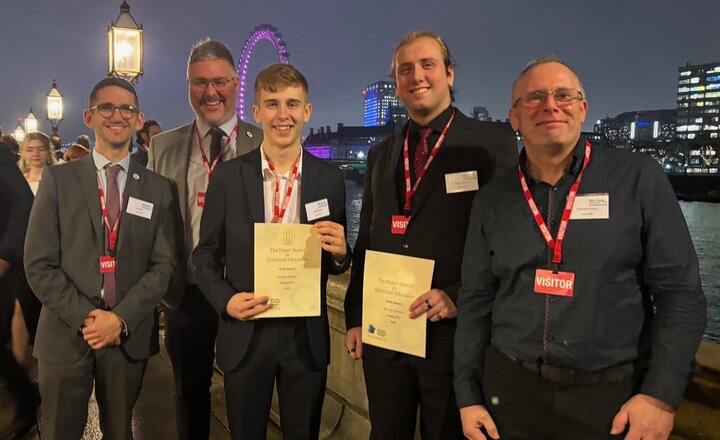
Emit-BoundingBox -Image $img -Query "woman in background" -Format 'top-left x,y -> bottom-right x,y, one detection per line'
17,131 -> 57,196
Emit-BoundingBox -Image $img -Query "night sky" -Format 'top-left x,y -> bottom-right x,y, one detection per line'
2,0 -> 719,142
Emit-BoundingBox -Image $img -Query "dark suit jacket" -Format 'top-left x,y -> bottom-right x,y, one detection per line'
24,154 -> 178,363
344,109 -> 517,370
147,120 -> 263,308
0,143 -> 33,342
192,148 -> 350,371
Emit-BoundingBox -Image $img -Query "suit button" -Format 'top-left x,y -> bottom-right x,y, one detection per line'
402,243 -> 409,249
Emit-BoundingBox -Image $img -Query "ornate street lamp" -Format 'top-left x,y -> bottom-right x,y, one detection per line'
12,122 -> 25,143
107,1 -> 143,83
24,109 -> 38,134
46,79 -> 63,136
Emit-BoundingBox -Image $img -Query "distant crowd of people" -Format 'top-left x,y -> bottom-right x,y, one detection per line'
0,29 -> 707,440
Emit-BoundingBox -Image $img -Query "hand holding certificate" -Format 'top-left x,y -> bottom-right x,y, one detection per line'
362,250 -> 434,358
254,223 -> 322,318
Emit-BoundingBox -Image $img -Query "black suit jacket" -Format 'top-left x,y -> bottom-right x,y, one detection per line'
193,148 -> 350,372
0,143 -> 33,341
344,109 -> 517,370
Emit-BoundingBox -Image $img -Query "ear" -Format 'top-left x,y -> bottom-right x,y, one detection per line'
579,99 -> 588,124
83,108 -> 93,128
135,111 -> 145,132
446,64 -> 455,88
508,107 -> 520,132
252,104 -> 261,124
303,102 -> 313,123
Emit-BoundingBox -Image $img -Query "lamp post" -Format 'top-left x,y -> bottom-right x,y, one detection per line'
108,1 -> 143,83
12,122 -> 25,143
46,79 -> 64,136
24,109 -> 38,134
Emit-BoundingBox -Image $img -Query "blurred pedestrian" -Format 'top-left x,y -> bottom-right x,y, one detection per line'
17,131 -> 57,196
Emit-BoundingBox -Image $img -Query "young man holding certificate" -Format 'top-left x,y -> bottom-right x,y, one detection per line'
192,63 -> 351,440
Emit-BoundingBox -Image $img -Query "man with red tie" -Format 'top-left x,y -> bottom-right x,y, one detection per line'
343,30 -> 517,439
24,77 -> 178,439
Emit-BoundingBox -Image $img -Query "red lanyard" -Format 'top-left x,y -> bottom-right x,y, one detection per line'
519,140 -> 591,270
267,152 -> 302,223
96,173 -> 124,253
194,122 -> 239,178
402,110 -> 456,213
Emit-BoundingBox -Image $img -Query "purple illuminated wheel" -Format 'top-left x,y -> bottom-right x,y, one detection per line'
236,24 -> 290,121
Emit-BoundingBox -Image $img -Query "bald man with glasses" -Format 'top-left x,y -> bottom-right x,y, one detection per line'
454,58 -> 706,440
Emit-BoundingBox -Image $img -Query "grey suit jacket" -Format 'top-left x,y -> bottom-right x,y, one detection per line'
147,119 -> 263,308
24,155 -> 178,363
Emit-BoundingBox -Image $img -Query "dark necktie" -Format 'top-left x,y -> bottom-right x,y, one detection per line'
209,127 -> 225,163
103,164 -> 121,308
414,127 -> 433,180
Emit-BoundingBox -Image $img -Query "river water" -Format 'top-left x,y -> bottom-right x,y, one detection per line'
343,180 -> 720,341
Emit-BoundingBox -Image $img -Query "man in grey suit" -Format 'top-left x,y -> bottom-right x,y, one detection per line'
24,77 -> 178,440
147,38 -> 263,440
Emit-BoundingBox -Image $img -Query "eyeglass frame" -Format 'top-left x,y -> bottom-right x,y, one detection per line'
512,88 -> 584,109
188,77 -> 237,93
89,103 -> 140,120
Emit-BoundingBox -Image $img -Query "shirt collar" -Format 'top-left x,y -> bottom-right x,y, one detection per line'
260,144 -> 303,179
408,105 -> 454,135
195,114 -> 238,139
93,147 -> 131,172
518,135 -> 586,184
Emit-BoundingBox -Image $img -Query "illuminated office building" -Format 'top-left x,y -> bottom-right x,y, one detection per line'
676,62 -> 720,140
363,81 -> 405,126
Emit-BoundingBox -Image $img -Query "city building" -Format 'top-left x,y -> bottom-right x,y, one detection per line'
594,109 -> 677,148
677,62 -> 720,141
471,106 -> 490,121
362,80 -> 406,126
303,122 -> 397,160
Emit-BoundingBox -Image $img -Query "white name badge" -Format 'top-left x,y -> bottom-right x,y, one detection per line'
126,197 -> 154,220
570,193 -> 609,220
445,170 -> 479,194
305,198 -> 330,221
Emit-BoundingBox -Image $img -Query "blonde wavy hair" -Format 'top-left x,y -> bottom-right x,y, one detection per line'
18,131 -> 57,173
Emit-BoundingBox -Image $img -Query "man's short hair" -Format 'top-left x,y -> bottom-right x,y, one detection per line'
390,30 -> 455,100
137,120 -> 159,145
75,134 -> 91,149
187,39 -> 235,74
89,77 -> 139,107
511,56 -> 586,104
254,64 -> 309,101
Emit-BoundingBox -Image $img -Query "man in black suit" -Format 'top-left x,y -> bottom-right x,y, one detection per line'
343,30 -> 517,439
0,141 -> 35,438
193,64 -> 350,440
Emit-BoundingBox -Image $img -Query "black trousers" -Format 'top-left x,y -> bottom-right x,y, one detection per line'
481,346 -> 639,440
223,318 -> 327,440
164,284 -> 218,440
362,350 -> 464,440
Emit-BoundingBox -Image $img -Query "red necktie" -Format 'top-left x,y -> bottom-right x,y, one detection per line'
103,164 -> 121,308
414,128 -> 433,181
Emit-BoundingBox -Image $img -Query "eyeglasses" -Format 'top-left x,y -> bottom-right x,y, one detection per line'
90,103 -> 139,119
189,77 -> 235,93
513,88 -> 584,108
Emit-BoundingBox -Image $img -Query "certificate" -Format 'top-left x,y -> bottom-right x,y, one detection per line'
254,223 -> 322,318
362,250 -> 434,358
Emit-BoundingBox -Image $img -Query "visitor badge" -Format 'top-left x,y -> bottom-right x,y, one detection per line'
534,269 -> 574,297
305,198 -> 330,221
127,197 -> 154,220
391,215 -> 409,235
445,170 -> 479,194
570,193 -> 609,220
99,256 -> 116,274
197,192 -> 206,208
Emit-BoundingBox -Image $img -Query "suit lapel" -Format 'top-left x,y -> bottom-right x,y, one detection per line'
386,132 -> 404,213
234,124 -> 257,157
299,150 -> 320,224
177,124 -> 194,226
116,161 -> 145,255
76,155 -> 103,248
409,113 -> 465,217
240,149 -> 265,224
